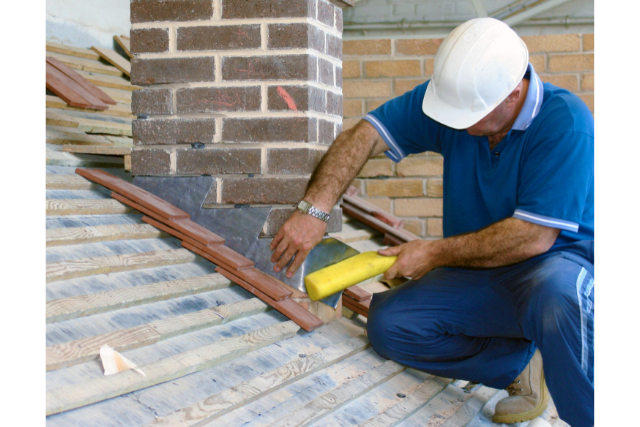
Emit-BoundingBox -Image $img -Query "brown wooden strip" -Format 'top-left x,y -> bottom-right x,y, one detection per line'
46,63 -> 94,109
343,194 -> 406,229
216,267 -> 323,332
344,285 -> 372,302
342,297 -> 369,318
193,241 -> 254,271
383,233 -> 404,247
47,56 -> 117,105
183,241 -> 291,301
341,203 -> 419,243
169,218 -> 226,246
77,168 -> 190,220
91,46 -> 131,76
47,61 -> 109,110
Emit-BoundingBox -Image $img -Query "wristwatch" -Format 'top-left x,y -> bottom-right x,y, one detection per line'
297,199 -> 330,222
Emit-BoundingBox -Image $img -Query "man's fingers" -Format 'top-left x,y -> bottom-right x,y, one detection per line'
384,262 -> 399,280
274,246 -> 298,272
271,238 -> 289,264
378,245 -> 402,256
286,249 -> 309,277
270,229 -> 284,251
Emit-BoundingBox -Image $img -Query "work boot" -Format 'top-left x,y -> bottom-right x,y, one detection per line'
492,350 -> 550,423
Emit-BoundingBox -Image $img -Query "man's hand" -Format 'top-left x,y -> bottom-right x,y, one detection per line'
378,240 -> 438,281
270,210 -> 327,277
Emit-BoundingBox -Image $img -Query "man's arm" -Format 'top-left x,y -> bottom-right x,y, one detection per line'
270,120 -> 389,277
380,218 -> 561,280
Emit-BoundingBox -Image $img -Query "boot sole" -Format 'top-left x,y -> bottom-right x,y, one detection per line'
491,372 -> 550,424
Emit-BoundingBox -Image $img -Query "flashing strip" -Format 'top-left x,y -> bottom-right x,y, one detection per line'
513,209 -> 579,233
363,114 -> 406,163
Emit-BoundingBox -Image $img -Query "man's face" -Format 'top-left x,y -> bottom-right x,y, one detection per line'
465,100 -> 509,137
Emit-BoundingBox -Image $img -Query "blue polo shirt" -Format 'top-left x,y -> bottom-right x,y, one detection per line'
364,64 -> 594,253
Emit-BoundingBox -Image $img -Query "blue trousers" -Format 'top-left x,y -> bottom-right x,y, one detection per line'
367,242 -> 594,427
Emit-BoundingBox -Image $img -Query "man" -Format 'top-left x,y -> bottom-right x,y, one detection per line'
270,18 -> 594,427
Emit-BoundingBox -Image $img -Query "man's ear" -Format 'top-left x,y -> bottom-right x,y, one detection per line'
506,81 -> 523,106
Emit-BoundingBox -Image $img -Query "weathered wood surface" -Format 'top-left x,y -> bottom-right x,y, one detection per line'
47,298 -> 269,371
63,145 -> 132,156
150,335 -> 370,427
101,87 -> 133,103
46,223 -> 165,247
47,95 -> 134,118
46,51 -> 124,77
46,174 -> 98,190
46,321 -> 300,415
46,109 -> 132,136
46,248 -> 196,283
437,386 -> 498,427
47,145 -> 126,168
47,127 -> 133,147
47,41 -> 101,60
92,46 -> 131,76
47,273 -> 231,323
47,56 -> 117,105
47,199 -> 134,216
74,68 -> 140,91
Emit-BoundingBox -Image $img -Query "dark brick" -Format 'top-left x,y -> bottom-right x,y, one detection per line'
326,34 -> 342,59
131,148 -> 171,175
131,57 -> 215,85
266,147 -> 326,174
132,89 -> 173,115
335,8 -> 343,33
222,55 -> 317,81
268,23 -> 325,53
267,85 -> 326,113
326,91 -> 342,116
219,177 -> 309,204
133,118 -> 216,144
336,66 -> 343,89
261,206 -> 342,237
177,86 -> 261,114
130,28 -> 169,54
317,0 -> 335,27
223,117 -> 317,142
131,0 -> 213,23
318,58 -> 334,85
176,146 -> 261,175
177,25 -> 261,51
222,0 -> 314,19
319,119 -> 336,144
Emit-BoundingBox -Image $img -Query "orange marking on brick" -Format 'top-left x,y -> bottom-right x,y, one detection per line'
276,86 -> 297,111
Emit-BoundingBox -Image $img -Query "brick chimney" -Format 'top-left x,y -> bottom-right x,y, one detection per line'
129,0 -> 353,236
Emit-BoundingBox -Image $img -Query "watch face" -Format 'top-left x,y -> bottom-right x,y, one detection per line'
297,200 -> 311,212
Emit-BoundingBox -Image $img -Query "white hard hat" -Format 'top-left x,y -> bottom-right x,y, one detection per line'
422,18 -> 529,129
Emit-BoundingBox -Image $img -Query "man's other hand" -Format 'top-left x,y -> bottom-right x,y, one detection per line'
270,210 -> 327,277
378,240 -> 437,281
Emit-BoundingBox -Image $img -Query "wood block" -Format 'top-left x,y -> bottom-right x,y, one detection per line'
77,168 -> 190,221
344,285 -> 372,302
91,46 -> 131,76
115,35 -> 132,58
216,267 -> 323,332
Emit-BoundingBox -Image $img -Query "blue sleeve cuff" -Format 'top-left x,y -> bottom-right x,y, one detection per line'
363,114 -> 407,163
513,209 -> 579,233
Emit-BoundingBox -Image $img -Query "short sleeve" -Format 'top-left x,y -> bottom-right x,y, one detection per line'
364,80 -> 444,162
513,131 -> 594,233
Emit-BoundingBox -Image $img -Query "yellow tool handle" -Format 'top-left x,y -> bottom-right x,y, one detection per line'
304,251 -> 397,301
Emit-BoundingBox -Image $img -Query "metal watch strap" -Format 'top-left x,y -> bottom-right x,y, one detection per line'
306,205 -> 330,222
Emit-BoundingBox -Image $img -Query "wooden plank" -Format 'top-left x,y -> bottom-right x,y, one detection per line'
46,298 -> 268,370
46,127 -> 133,146
46,199 -> 134,216
46,248 -> 197,283
74,69 -> 140,91
47,61 -> 109,110
47,56 -> 117,105
46,273 -> 233,323
46,110 -> 132,136
359,281 -> 390,294
438,386 -> 498,427
344,285 -> 372,302
266,360 -> 405,427
343,194 -> 406,230
45,321 -> 300,415
76,169 -> 191,221
101,87 -> 132,104
115,35 -> 133,58
46,51 -> 124,77
343,298 -> 369,318
46,41 -> 101,60
150,335 -> 371,427
46,63 -> 96,109
46,95 -> 134,119
330,229 -> 380,243
63,145 -> 132,155
92,46 -> 131,76
46,223 -> 166,247
342,203 -> 419,243
216,267 -> 323,332
46,174 -> 98,190
124,154 -> 132,171
355,376 -> 451,427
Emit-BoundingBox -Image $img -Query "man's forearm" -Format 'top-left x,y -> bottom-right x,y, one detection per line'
430,218 -> 560,269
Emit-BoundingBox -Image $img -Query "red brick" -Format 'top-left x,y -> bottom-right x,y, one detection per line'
176,86 -> 261,114
223,117 -> 317,142
176,146 -> 261,175
268,23 -> 325,53
132,89 -> 173,115
133,118 -> 216,145
222,0 -> 314,19
177,25 -> 261,51
131,148 -> 171,175
266,147 -> 326,174
130,28 -> 169,54
344,40 -> 391,56
267,85 -> 326,113
131,57 -> 215,85
218,177 -> 309,204
222,55 -> 316,81
396,39 -> 442,56
317,0 -> 336,27
131,0 -> 213,23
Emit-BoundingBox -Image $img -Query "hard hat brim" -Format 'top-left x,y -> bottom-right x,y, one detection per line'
421,81 -> 493,130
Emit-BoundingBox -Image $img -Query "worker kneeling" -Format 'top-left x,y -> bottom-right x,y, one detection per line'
270,18 -> 593,427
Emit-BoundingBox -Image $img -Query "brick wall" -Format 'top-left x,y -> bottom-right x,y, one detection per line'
343,33 -> 594,238
130,0 -> 353,235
